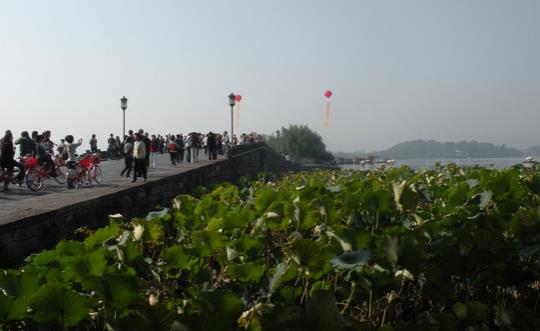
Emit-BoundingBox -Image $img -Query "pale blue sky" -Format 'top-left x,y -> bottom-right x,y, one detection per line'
1,0 -> 539,151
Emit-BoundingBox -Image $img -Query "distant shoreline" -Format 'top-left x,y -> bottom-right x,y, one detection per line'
339,157 -> 529,170
337,155 -> 534,164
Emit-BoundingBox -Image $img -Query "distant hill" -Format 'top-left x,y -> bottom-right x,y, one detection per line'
526,145 -> 540,156
375,139 -> 523,159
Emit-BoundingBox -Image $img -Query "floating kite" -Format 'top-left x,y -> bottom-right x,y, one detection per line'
324,90 -> 333,128
235,94 -> 243,128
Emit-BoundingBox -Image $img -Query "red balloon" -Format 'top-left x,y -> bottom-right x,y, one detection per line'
235,95 -> 242,102
324,90 -> 333,98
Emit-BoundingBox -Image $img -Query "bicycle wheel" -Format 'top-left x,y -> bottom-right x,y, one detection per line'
54,165 -> 68,184
26,169 -> 44,192
92,165 -> 103,184
0,170 -> 9,192
83,169 -> 92,187
66,168 -> 77,189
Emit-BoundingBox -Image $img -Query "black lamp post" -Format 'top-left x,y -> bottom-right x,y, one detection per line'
228,93 -> 236,143
120,96 -> 128,138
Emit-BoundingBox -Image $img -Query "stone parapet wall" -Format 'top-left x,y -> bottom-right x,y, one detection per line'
0,145 -> 298,267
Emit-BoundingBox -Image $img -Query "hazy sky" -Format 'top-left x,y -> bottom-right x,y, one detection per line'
1,0 -> 539,152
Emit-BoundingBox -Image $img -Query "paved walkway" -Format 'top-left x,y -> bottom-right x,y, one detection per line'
0,154 -> 223,226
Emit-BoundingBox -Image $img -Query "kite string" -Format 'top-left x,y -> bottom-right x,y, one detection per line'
236,102 -> 241,129
324,100 -> 330,128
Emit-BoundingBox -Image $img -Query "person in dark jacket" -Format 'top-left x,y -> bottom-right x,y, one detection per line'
207,132 -> 217,160
90,134 -> 98,153
176,134 -> 184,163
138,130 -> 151,168
31,131 -> 38,142
15,131 -> 36,157
120,136 -> 134,177
36,135 -> 56,177
1,131 -> 25,182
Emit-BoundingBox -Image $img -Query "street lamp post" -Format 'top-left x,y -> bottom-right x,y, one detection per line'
120,96 -> 128,138
228,93 -> 236,144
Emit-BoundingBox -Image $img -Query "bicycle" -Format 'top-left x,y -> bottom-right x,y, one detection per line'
0,167 -> 22,192
88,154 -> 103,184
66,155 -> 95,189
25,155 -> 68,192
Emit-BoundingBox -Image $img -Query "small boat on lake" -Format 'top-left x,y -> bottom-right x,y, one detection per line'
523,156 -> 537,164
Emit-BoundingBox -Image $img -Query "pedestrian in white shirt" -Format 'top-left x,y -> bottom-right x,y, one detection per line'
132,133 -> 147,182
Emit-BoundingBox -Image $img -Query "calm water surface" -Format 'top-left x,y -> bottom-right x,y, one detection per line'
339,157 -> 532,171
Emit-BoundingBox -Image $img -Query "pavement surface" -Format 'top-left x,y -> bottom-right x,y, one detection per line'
0,153 -> 223,226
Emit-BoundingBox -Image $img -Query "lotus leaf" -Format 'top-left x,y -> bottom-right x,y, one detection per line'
287,239 -> 326,273
227,262 -> 267,282
29,283 -> 93,328
4,167 -> 540,329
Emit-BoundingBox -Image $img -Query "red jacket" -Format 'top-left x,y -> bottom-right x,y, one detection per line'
149,140 -> 158,153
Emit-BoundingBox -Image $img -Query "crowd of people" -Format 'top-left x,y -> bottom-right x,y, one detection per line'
102,130 -> 264,182
0,130 -> 67,186
0,128 -> 264,186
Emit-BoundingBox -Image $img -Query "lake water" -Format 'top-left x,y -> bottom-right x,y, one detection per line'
339,157 -> 532,171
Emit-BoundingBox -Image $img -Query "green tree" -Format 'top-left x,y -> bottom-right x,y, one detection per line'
266,125 -> 334,163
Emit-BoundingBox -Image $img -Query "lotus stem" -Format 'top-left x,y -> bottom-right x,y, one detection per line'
397,276 -> 405,298
300,278 -> 310,305
381,305 -> 388,327
340,281 -> 356,314
368,289 -> 373,319
375,210 -> 380,233
371,210 -> 379,235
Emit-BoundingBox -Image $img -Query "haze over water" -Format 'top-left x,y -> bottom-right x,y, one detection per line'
1,1 -> 539,152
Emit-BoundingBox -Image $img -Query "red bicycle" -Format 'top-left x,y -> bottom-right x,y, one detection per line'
66,154 -> 102,189
88,154 -> 103,184
0,167 -> 22,192
25,155 -> 68,192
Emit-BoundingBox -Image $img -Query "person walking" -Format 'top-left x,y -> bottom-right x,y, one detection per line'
120,136 -> 134,177
149,135 -> 158,168
167,137 -> 178,165
203,134 -> 208,156
90,134 -> 98,153
185,133 -> 192,163
216,134 -> 223,155
176,134 -> 185,163
139,130 -> 151,168
207,131 -> 217,160
115,136 -> 122,159
190,132 -> 199,163
0,130 -> 25,184
158,135 -> 165,154
132,133 -> 147,182
222,131 -> 230,154
107,134 -> 115,160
